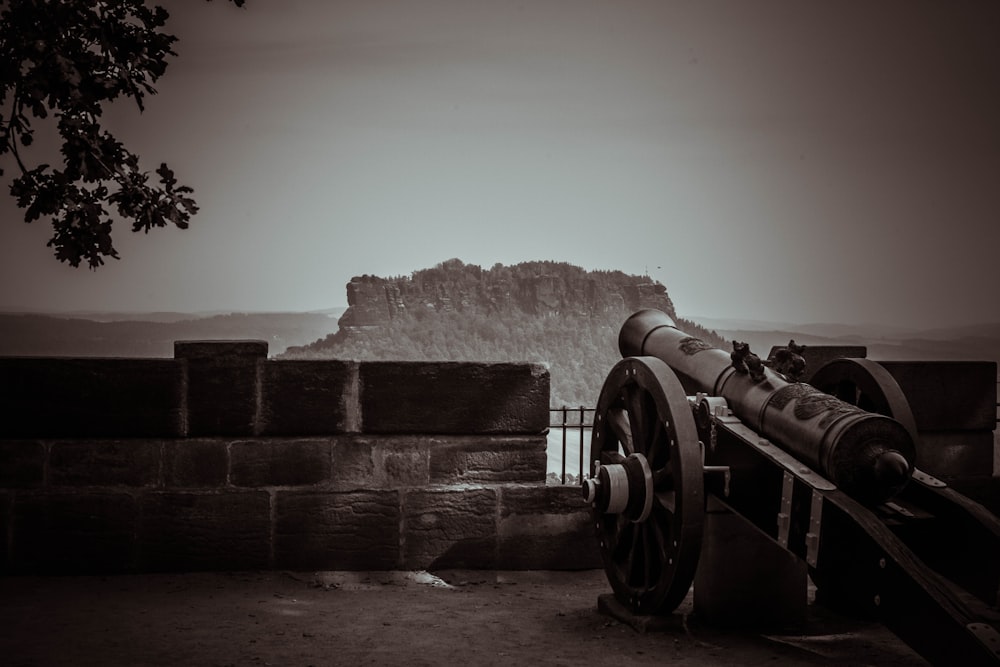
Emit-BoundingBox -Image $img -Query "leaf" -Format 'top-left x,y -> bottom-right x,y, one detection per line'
156,163 -> 176,189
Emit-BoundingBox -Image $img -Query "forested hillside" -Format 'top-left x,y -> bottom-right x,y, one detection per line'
282,260 -> 727,407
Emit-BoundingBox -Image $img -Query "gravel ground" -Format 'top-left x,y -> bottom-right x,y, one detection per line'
0,570 -> 926,666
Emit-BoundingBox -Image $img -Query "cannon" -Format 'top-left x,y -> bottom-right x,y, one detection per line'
582,309 -> 1000,666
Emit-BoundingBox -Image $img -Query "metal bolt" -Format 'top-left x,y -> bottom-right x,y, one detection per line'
879,558 -> 886,569
874,594 -> 881,607
758,438 -> 770,446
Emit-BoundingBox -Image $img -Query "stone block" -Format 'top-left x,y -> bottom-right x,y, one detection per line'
164,440 -> 229,488
360,362 -> 549,434
373,438 -> 430,488
403,488 -> 497,569
429,436 -> 547,484
331,438 -> 376,490
0,440 -> 45,489
0,358 -> 184,437
230,438 -> 332,487
877,361 -> 997,431
174,340 -> 267,436
259,360 -> 358,435
11,492 -> 137,573
49,440 -> 161,487
275,490 -> 400,570
498,485 -> 601,569
139,491 -> 270,571
915,430 -> 995,481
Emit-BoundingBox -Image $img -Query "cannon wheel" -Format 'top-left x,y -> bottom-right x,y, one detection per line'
590,356 -> 704,615
809,358 -> 919,443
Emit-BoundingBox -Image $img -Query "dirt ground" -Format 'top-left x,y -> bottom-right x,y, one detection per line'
0,569 -> 926,666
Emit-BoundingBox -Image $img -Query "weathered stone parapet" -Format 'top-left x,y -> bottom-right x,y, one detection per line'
174,340 -> 267,436
403,487 -> 498,569
10,491 -> 138,574
0,435 -> 547,492
1,345 -> 549,438
359,361 -> 549,434
258,360 -> 358,435
49,439 -> 162,487
275,490 -> 401,570
139,491 -> 272,572
0,440 -> 45,488
0,345 -> 598,574
0,479 -> 599,573
0,358 -> 185,438
498,485 -> 601,570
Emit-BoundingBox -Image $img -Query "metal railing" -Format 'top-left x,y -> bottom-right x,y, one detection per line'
549,406 -> 595,484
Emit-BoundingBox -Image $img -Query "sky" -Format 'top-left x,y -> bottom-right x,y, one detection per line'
1,0 -> 999,328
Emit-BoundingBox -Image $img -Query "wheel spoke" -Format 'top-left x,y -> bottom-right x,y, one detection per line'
642,523 -> 653,589
613,514 -> 628,546
600,450 -> 627,466
653,465 -> 674,490
646,418 -> 666,465
626,385 -> 656,457
649,514 -> 668,564
654,489 -> 677,515
613,518 -> 634,567
608,408 -> 633,454
622,522 -> 640,583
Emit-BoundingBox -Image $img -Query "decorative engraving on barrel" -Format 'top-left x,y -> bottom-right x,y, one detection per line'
731,341 -> 766,382
771,383 -> 863,428
796,392 -> 861,428
679,336 -> 713,355
770,383 -> 812,410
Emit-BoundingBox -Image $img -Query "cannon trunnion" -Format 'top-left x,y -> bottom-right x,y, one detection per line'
583,309 -> 1000,666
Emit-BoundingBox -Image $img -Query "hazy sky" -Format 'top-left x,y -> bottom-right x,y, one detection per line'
2,0 -> 999,327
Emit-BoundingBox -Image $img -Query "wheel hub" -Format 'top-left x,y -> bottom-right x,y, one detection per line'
582,452 -> 654,522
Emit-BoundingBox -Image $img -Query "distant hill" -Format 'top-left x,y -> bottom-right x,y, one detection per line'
0,310 -> 345,358
281,259 -> 728,407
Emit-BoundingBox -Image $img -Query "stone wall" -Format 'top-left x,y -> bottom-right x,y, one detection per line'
0,341 -> 601,574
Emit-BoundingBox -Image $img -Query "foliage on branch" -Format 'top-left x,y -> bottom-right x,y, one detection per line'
0,0 -> 245,268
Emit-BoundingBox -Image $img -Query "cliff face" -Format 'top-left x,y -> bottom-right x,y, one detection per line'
338,260 -> 675,331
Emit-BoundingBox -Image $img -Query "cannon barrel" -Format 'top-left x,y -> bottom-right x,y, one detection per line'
619,309 -> 915,503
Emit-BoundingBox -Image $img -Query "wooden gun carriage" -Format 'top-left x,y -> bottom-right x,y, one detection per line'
581,309 -> 1000,665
